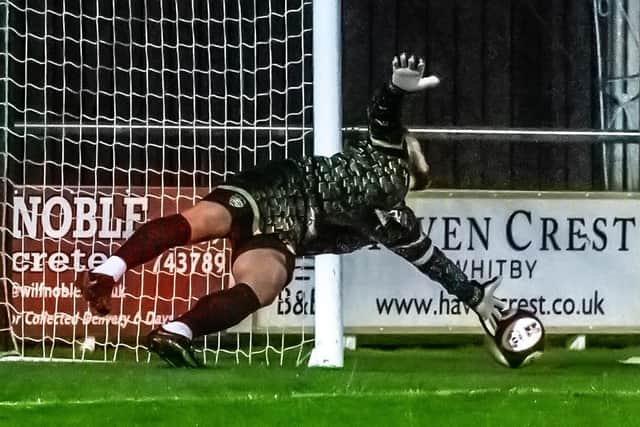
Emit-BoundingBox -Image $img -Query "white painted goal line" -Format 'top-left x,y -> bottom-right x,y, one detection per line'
3,388 -> 640,408
0,356 -> 111,363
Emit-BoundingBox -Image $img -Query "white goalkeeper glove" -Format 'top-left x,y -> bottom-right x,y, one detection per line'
470,276 -> 506,337
391,53 -> 440,93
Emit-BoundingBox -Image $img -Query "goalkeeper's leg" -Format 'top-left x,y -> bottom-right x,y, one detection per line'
149,238 -> 295,367
77,199 -> 233,315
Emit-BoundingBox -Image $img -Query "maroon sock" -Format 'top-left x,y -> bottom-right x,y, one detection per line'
115,214 -> 191,269
175,283 -> 261,338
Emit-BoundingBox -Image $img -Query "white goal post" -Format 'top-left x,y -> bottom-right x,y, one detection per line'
0,0 -> 344,366
308,0 -> 343,368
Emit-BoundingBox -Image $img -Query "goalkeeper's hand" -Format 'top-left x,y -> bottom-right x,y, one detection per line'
391,52 -> 440,93
469,276 -> 506,337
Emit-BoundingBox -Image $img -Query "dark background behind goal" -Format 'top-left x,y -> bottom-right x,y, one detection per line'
342,0 -> 599,191
4,0 -> 602,191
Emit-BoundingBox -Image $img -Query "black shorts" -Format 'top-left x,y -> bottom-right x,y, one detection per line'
203,187 -> 296,284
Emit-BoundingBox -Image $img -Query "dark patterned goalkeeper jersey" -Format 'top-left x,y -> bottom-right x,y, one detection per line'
223,138 -> 411,256
211,80 -> 483,305
215,81 -> 417,256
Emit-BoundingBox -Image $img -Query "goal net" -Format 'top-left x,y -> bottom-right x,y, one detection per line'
0,0 -> 318,364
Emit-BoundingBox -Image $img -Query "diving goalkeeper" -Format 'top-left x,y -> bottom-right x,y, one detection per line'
77,53 -> 505,367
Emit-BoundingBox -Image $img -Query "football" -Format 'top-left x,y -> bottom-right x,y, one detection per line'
486,308 -> 545,368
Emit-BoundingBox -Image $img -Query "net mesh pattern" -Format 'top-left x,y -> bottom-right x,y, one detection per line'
0,0 -> 315,364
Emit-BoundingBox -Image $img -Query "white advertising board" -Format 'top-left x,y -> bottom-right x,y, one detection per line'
342,191 -> 640,333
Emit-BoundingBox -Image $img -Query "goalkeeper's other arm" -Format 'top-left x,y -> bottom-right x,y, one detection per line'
368,53 -> 439,149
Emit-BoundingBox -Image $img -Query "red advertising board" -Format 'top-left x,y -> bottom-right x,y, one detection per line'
10,186 -> 231,341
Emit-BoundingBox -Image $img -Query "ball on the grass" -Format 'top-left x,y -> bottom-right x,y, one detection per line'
486,308 -> 545,368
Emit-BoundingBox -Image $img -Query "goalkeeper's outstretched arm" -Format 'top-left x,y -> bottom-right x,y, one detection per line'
370,206 -> 505,335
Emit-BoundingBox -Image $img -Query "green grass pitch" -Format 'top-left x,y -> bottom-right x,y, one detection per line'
2,344 -> 640,426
